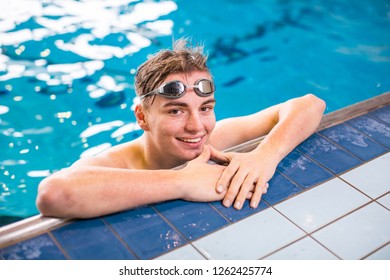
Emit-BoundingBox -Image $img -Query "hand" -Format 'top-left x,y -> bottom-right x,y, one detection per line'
210,147 -> 276,210
179,145 -> 227,202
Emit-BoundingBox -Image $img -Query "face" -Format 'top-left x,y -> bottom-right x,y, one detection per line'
139,71 -> 216,166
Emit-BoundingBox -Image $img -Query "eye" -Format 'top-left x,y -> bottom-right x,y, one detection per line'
200,105 -> 214,112
168,109 -> 183,115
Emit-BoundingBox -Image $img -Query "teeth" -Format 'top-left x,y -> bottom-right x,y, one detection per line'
179,137 -> 201,143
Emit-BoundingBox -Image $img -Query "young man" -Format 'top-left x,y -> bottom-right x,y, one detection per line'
36,39 -> 326,218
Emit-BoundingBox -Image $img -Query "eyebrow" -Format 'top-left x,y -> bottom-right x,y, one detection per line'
162,98 -> 216,108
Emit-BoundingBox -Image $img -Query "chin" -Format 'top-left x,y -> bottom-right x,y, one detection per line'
178,149 -> 203,162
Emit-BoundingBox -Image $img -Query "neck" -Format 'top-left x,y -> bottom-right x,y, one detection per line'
138,135 -> 186,170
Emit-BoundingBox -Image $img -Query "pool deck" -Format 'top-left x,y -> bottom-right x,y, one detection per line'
0,92 -> 389,260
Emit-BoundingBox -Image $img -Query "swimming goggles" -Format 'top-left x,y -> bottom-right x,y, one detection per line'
141,79 -> 215,99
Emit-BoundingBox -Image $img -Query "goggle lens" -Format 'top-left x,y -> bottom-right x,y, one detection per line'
196,80 -> 214,96
142,79 -> 215,100
160,82 -> 185,97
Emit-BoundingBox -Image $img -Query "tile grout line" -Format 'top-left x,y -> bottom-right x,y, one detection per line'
257,186 -> 388,260
180,106 -> 390,258
295,144 -> 389,195
375,191 -> 390,211
149,204 -> 252,260
342,120 -> 390,150
47,231 -> 72,260
152,203 -> 229,241
297,112 -> 390,177
295,133 -> 363,174
318,127 -> 388,162
274,169 -> 306,192
306,236 -> 342,260
175,201 -> 273,260
345,117 -> 390,149
151,199 -> 273,259
361,241 -> 390,260
315,131 -> 367,162
334,151 -> 390,201
154,199 -> 276,259
207,202 -> 235,224
149,205 -> 194,259
258,235 -> 307,260
265,148 -> 390,259
262,189 -> 386,259
100,217 -> 141,260
259,235 -> 342,260
162,148 -> 388,259
2,111 -> 389,260
262,204 -> 342,259
367,109 -> 390,127
308,200 -> 376,236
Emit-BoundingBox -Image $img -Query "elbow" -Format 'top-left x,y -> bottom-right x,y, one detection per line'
304,93 -> 326,114
36,174 -> 73,218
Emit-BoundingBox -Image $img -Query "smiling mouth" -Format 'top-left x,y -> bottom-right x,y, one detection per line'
177,137 -> 202,143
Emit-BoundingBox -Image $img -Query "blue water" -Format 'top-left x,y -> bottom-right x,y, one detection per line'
1,0 -> 389,226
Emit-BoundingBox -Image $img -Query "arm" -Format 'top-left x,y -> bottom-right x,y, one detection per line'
36,145 -> 225,218
210,94 -> 326,209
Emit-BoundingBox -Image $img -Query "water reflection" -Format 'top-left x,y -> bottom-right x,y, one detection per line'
0,0 -> 177,220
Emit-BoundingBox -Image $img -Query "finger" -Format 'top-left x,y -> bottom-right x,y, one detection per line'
216,160 -> 239,194
250,181 -> 267,209
222,168 -> 248,208
262,183 -> 269,194
208,145 -> 230,165
246,191 -> 253,199
191,145 -> 211,163
233,175 -> 257,210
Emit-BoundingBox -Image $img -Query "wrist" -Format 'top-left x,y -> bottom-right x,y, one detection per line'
170,169 -> 188,200
254,140 -> 285,167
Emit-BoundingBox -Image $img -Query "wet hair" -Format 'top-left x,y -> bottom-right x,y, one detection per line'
134,38 -> 210,102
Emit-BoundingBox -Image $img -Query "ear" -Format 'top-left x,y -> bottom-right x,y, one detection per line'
135,104 -> 150,131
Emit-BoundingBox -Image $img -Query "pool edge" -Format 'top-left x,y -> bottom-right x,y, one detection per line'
1,91 -> 389,249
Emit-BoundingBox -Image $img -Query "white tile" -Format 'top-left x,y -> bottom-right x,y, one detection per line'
377,193 -> 390,210
364,244 -> 390,260
312,202 -> 390,259
264,237 -> 338,260
274,178 -> 369,232
341,152 -> 390,198
192,208 -> 305,259
155,244 -> 206,260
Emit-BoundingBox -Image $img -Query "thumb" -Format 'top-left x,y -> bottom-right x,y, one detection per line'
209,145 -> 230,165
191,145 -> 211,163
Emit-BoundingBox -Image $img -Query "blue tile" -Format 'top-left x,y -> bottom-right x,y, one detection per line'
211,199 -> 268,223
0,234 -> 66,260
51,218 -> 136,260
104,206 -> 186,259
369,105 -> 390,125
277,149 -> 333,188
347,114 -> 390,148
154,200 -> 228,240
297,133 -> 362,174
319,123 -> 387,161
262,171 -> 304,205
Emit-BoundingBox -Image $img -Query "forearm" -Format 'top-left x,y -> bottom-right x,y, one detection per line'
36,167 -> 183,218
253,94 -> 326,164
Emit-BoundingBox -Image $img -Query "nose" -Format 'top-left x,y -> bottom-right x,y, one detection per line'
185,111 -> 203,133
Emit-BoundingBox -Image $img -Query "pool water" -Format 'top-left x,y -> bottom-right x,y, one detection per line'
0,0 -> 389,226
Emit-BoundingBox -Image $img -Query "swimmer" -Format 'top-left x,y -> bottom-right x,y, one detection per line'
36,39 -> 326,218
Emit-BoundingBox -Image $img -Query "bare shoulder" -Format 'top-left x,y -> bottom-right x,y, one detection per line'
71,140 -> 141,169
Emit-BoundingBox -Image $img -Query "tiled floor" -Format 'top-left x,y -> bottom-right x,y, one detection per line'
1,105 -> 389,260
